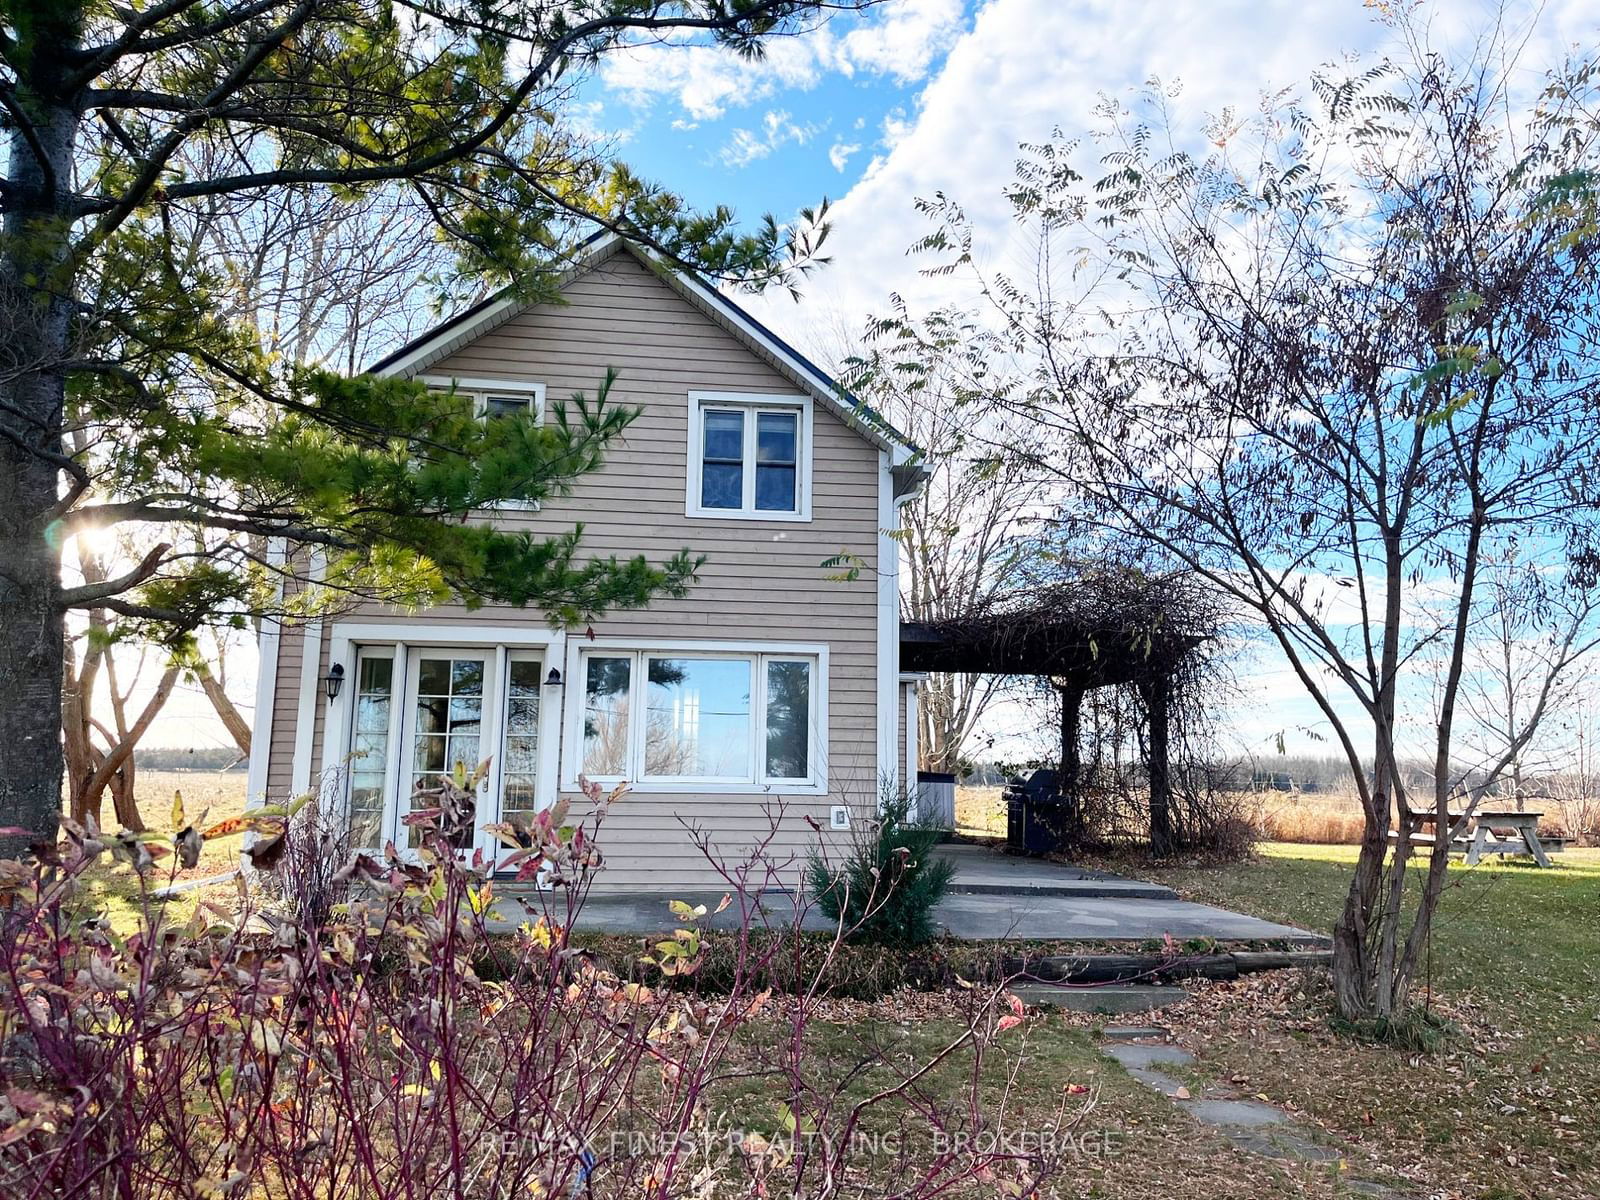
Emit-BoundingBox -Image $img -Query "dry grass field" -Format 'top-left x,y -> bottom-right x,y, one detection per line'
957,783 -> 1369,843
76,769 -> 248,931
957,782 -> 1585,846
135,767 -> 248,825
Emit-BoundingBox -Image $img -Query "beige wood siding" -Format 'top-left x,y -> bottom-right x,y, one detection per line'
263,250 -> 887,892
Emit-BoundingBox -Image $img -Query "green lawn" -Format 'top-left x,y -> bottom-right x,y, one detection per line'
707,1005 -> 1350,1199
74,769 -> 247,934
1111,843 -> 1600,1198
1154,842 -> 1600,1029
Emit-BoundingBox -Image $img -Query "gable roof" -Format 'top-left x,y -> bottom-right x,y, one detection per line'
366,234 -> 914,458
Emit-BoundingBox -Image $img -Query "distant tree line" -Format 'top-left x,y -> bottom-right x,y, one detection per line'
133,748 -> 248,772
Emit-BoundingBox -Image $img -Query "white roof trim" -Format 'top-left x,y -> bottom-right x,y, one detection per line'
368,234 -> 910,455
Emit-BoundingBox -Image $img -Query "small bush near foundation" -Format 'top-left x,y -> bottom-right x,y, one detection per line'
805,795 -> 956,948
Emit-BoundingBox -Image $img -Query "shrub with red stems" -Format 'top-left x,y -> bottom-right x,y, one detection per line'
0,766 -> 1088,1198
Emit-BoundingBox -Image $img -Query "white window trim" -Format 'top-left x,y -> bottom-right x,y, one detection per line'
686,391 -> 813,522
420,376 -> 548,512
562,637 -> 829,795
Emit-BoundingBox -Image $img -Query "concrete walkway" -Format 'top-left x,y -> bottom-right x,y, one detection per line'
500,842 -> 1324,944
929,843 -> 1323,941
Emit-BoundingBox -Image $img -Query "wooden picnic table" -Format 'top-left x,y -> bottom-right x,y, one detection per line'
1464,810 -> 1556,868
1392,809 -> 1564,867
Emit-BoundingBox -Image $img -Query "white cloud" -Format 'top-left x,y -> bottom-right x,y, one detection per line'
747,0 -> 1600,349
828,140 -> 862,171
879,107 -> 913,149
721,110 -> 820,167
835,0 -> 965,83
604,37 -> 825,121
601,0 -> 969,120
565,99 -> 635,147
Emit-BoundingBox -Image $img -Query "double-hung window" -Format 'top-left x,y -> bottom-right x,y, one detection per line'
420,376 -> 547,510
689,393 -> 811,519
574,646 -> 824,791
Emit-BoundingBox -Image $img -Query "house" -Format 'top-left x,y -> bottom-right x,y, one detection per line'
245,235 -> 926,891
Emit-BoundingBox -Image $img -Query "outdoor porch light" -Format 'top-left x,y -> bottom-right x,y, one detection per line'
323,662 -> 345,701
544,667 -> 563,688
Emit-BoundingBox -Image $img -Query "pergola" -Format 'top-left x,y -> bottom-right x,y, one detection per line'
900,609 -> 1205,853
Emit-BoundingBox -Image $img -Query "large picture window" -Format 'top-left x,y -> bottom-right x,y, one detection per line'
577,647 -> 821,788
688,394 -> 811,520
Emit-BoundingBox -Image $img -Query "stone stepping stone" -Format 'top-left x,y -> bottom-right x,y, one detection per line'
1101,1042 -> 1195,1096
1093,1031 -> 1406,1194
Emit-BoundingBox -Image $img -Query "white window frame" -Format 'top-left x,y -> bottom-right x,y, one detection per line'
421,375 -> 548,512
421,375 -> 547,424
686,392 -> 813,521
563,638 -> 829,795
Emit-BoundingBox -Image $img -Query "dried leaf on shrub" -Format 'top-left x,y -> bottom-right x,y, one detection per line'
175,826 -> 204,869
204,815 -> 284,841
247,834 -> 288,871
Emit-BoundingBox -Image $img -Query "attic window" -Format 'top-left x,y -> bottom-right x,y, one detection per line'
483,392 -> 538,421
419,376 -> 546,424
419,376 -> 547,512
688,392 -> 812,521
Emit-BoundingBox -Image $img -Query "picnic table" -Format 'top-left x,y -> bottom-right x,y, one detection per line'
1462,810 -> 1558,868
1391,809 -> 1565,867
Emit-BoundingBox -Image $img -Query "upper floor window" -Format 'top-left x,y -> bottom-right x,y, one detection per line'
688,393 -> 812,520
420,375 -> 546,424
420,376 -> 546,511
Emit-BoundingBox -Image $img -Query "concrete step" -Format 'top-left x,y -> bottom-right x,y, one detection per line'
947,879 -> 1181,901
1101,1025 -> 1172,1042
1011,981 -> 1189,1014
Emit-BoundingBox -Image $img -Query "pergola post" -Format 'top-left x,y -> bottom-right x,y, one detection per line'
1142,674 -> 1173,856
1058,684 -> 1084,840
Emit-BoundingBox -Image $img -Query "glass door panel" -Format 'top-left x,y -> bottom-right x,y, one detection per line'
403,650 -> 493,850
499,654 -> 543,836
348,649 -> 396,850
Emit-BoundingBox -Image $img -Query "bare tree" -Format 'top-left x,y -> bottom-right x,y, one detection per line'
194,628 -> 253,761
878,21 -> 1600,1020
61,539 -> 183,830
1447,554 -> 1600,807
846,305 -> 1045,773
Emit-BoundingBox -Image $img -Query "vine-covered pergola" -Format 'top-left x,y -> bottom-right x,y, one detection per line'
899,574 -> 1209,854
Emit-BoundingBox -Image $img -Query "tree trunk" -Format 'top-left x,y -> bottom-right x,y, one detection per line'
0,13 -> 82,853
1059,685 -> 1083,841
78,664 -> 180,833
199,666 -> 253,758
1332,524 -> 1409,1021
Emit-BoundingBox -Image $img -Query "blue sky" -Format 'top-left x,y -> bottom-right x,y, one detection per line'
583,42 -> 915,220
579,0 -> 971,227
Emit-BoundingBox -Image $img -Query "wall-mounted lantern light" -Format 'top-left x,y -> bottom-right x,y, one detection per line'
323,662 -> 345,701
544,667 -> 564,688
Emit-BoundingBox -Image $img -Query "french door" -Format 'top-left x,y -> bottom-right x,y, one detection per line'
400,648 -> 495,856
348,644 -> 547,863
